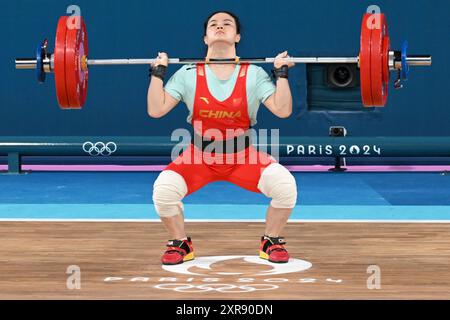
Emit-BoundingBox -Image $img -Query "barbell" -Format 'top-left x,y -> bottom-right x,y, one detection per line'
15,12 -> 431,109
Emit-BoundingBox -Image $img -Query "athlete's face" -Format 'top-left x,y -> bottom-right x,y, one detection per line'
204,12 -> 240,47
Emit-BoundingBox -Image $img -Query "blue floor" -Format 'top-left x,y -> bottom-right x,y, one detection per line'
1,172 -> 450,220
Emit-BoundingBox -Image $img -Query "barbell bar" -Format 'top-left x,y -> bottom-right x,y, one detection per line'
14,12 -> 431,109
16,56 -> 431,68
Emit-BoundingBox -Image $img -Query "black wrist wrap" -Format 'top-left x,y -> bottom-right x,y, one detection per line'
271,65 -> 289,80
150,65 -> 167,80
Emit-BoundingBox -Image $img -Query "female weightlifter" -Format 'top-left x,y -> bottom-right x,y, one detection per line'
147,11 -> 297,265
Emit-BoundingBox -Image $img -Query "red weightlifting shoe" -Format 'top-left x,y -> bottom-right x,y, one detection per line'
259,235 -> 290,263
161,237 -> 195,265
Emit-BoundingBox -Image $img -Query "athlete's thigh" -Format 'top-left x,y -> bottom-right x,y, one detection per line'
226,146 -> 276,193
165,144 -> 218,195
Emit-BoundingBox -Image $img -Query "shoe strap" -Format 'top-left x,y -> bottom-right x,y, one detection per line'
262,236 -> 286,245
166,239 -> 191,255
165,246 -> 187,256
261,236 -> 287,254
267,244 -> 287,255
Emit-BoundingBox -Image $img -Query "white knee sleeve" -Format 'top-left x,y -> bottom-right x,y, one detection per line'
152,170 -> 188,217
257,163 -> 297,209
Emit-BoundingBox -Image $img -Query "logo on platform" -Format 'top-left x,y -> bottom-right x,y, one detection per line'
162,255 -> 312,276
103,256 -> 344,293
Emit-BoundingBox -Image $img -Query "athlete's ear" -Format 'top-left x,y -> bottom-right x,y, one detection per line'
204,35 -> 208,46
235,34 -> 241,44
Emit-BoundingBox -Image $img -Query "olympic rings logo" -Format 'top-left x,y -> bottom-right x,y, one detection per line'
154,283 -> 279,293
82,141 -> 117,156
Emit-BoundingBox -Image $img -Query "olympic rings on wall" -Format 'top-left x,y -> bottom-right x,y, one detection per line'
82,141 -> 117,156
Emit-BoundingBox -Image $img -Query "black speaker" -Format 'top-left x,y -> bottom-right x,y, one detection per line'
329,126 -> 347,137
326,64 -> 359,88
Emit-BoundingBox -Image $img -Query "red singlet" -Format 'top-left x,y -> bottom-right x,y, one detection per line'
165,63 -> 276,195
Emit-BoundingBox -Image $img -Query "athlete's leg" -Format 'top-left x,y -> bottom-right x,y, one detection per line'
153,145 -> 217,239
227,148 -> 297,263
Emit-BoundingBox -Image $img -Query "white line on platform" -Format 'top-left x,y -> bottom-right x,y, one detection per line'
0,218 -> 449,223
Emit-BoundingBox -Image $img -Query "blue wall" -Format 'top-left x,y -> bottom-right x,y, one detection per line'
1,0 -> 448,137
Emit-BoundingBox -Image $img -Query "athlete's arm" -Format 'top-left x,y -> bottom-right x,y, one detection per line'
147,52 -> 180,118
263,79 -> 293,118
263,51 -> 295,118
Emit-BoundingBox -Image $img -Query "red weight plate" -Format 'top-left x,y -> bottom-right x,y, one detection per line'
65,16 -> 89,109
370,13 -> 387,107
54,16 -> 69,108
381,35 -> 390,103
360,13 -> 373,107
